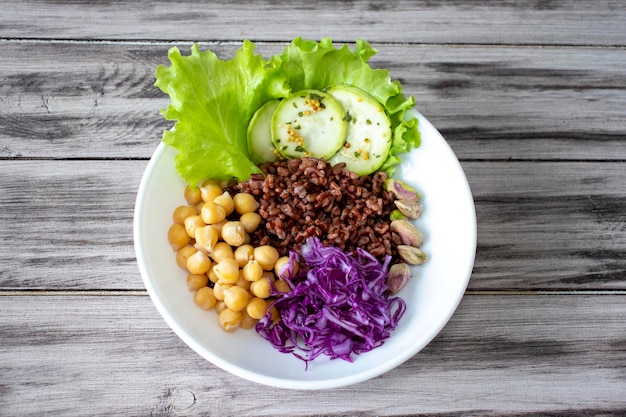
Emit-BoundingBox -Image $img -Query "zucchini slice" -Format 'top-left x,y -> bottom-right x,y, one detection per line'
247,99 -> 281,164
327,85 -> 392,175
271,89 -> 347,160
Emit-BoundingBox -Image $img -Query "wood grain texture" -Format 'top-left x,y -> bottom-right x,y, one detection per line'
1,0 -> 625,46
1,41 -> 625,161
1,294 -> 625,416
1,160 -> 624,291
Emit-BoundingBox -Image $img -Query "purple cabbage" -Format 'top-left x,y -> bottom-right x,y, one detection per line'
256,237 -> 406,366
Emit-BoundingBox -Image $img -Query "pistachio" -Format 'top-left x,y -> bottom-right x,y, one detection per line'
394,200 -> 423,219
390,209 -> 405,221
384,179 -> 420,202
386,263 -> 411,294
391,219 -> 423,247
397,245 -> 427,265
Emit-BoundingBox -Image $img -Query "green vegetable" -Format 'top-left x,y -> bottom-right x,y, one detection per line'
270,38 -> 420,175
155,38 -> 419,186
155,42 -> 289,186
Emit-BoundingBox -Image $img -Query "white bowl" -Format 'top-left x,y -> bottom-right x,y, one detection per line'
134,110 -> 476,389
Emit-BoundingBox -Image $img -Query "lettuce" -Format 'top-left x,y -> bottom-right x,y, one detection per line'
155,39 -> 419,185
155,41 -> 289,185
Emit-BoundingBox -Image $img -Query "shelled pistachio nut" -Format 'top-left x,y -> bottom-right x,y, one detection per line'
387,263 -> 411,294
391,219 -> 423,247
397,245 -> 427,265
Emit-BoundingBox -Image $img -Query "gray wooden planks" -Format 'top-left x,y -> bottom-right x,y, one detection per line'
1,41 -> 625,160
1,0 -> 625,46
1,295 -> 625,416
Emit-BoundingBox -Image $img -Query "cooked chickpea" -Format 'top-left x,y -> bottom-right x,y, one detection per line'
234,244 -> 254,267
176,245 -> 197,269
211,220 -> 226,235
218,308 -> 243,332
213,191 -> 235,216
186,250 -> 212,275
173,205 -> 197,225
200,201 -> 227,224
240,212 -> 261,233
184,186 -> 203,205
236,272 -> 251,292
211,241 -> 234,263
207,264 -> 219,284
194,286 -> 216,310
242,259 -> 263,282
273,255 -> 297,279
213,258 -> 240,284
199,180 -> 223,203
194,225 -> 219,253
184,215 -> 205,238
246,297 -> 268,319
221,221 -> 247,247
268,305 -> 280,322
168,223 -> 190,251
250,276 -> 272,298
186,273 -> 209,291
212,281 -> 231,301
254,245 -> 280,271
223,286 -> 250,312
274,279 -> 291,293
233,192 -> 260,215
214,300 -> 227,314
240,310 -> 257,330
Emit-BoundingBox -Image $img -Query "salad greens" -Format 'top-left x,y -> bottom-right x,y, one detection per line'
155,38 -> 420,186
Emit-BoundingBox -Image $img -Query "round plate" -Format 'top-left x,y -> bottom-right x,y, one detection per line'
133,110 -> 476,389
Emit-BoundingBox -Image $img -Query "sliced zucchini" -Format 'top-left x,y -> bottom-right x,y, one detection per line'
271,89 -> 347,160
247,99 -> 281,164
327,85 -> 392,175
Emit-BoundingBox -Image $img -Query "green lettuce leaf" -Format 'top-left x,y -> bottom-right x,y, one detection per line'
269,38 -> 420,175
155,41 -> 289,186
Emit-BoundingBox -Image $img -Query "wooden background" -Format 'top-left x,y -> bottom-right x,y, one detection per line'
1,1 -> 625,415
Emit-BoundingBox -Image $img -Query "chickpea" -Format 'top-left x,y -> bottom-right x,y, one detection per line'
173,205 -> 197,225
240,212 -> 261,233
168,223 -> 190,251
211,220 -> 226,235
194,287 -> 216,310
221,221 -> 247,247
213,258 -> 240,284
218,308 -> 243,332
233,192 -> 260,215
273,255 -> 297,279
199,180 -> 223,203
240,310 -> 257,330
274,279 -> 291,293
213,191 -> 235,216
186,273 -> 209,291
242,259 -> 263,282
246,297 -> 268,320
207,264 -> 219,284
184,186 -> 203,205
176,245 -> 197,269
268,305 -> 280,322
223,286 -> 250,312
235,272 -> 251,292
214,300 -> 227,314
250,275 -> 272,298
234,244 -> 254,267
186,250 -> 212,275
212,281 -> 231,301
194,225 -> 219,253
184,215 -> 205,239
211,241 -> 234,263
254,245 -> 279,271
200,201 -> 227,224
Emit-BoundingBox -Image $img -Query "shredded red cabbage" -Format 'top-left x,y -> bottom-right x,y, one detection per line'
256,237 -> 406,366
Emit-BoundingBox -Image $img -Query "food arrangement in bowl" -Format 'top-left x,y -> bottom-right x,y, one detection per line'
134,38 -> 476,389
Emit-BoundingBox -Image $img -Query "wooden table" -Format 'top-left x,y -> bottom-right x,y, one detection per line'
1,1 -> 625,415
